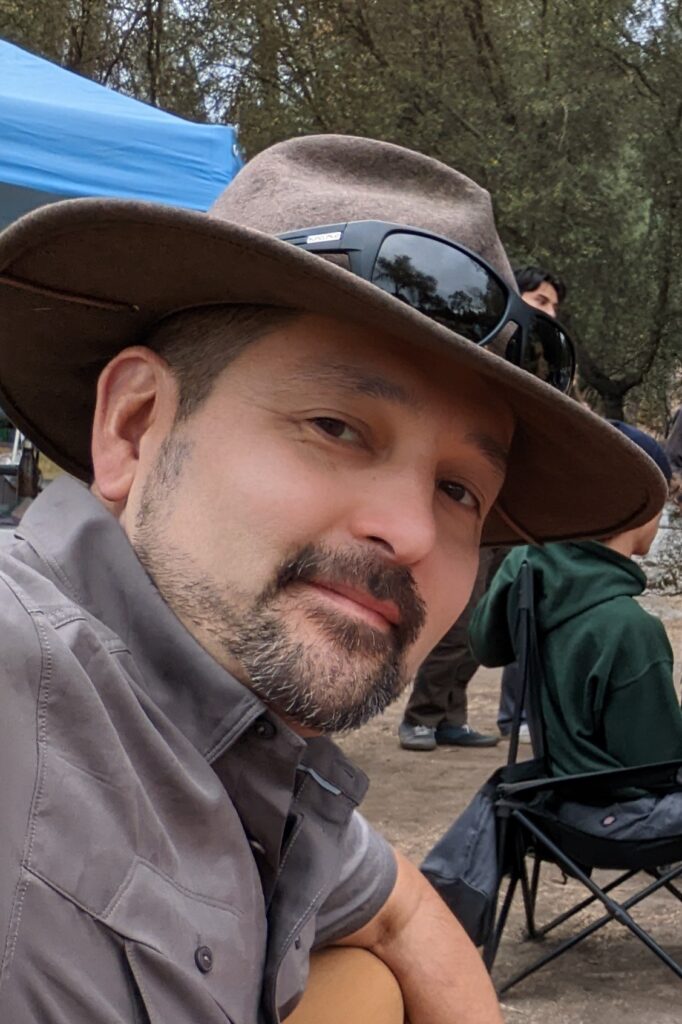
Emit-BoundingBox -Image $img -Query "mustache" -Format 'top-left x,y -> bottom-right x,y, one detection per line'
270,542 -> 427,647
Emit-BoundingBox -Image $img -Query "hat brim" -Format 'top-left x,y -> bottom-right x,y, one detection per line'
0,198 -> 667,545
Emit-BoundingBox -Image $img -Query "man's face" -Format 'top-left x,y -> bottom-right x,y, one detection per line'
521,280 -> 560,319
118,313 -> 513,733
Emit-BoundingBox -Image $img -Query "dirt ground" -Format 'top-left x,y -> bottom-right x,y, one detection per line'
336,594 -> 682,1024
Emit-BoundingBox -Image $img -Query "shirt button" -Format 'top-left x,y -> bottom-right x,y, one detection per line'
254,717 -> 277,739
195,945 -> 214,973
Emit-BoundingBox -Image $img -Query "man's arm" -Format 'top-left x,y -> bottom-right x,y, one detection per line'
337,848 -> 503,1024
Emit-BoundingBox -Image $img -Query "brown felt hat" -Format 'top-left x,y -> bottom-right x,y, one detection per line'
0,134 -> 667,544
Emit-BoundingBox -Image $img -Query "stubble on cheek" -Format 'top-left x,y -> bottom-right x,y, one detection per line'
133,433 -> 195,533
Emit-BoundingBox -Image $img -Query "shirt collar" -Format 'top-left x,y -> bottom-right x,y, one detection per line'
15,475 -> 278,762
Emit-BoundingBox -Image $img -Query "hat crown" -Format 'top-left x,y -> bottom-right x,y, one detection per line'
209,134 -> 514,287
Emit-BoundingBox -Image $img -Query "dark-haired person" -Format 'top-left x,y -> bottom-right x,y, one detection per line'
513,264 -> 566,319
399,263 -> 567,752
0,138 -> 663,1024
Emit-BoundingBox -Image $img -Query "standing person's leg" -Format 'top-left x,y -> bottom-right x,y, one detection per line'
399,552 -> 499,750
284,948 -> 404,1024
487,547 -> 530,743
429,594 -> 498,747
496,663 -> 530,741
403,621 -> 467,730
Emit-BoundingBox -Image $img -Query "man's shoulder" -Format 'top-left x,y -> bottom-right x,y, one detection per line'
0,549 -> 52,637
0,546 -> 124,666
0,546 -> 80,620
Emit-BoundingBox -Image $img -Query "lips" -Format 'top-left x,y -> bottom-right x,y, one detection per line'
307,579 -> 402,629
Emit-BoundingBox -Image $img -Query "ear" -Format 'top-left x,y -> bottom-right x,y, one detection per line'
91,346 -> 176,503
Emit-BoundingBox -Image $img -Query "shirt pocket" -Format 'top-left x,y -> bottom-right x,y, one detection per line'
104,858 -> 263,1024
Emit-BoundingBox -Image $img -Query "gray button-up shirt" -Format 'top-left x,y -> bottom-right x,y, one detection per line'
0,477 -> 396,1023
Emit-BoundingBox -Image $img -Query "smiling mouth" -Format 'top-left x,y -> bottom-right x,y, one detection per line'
304,581 -> 400,632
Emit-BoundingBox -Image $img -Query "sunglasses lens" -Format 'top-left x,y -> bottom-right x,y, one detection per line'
370,232 -> 506,342
510,319 -> 574,393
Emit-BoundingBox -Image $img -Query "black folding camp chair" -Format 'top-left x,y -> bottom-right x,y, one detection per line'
483,559 -> 682,994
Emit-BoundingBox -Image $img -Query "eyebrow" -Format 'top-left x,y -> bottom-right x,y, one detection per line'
282,361 -> 510,476
465,431 -> 510,477
286,361 -> 422,409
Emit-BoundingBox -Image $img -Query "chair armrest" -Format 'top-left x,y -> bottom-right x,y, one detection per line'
498,759 -> 682,801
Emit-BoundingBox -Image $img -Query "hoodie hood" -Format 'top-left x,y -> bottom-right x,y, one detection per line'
469,540 -> 646,668
519,541 -> 645,632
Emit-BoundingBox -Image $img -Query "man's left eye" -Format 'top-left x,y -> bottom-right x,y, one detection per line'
439,480 -> 479,509
310,417 -> 359,442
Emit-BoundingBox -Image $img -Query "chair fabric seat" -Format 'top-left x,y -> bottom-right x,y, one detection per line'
521,799 -> 682,872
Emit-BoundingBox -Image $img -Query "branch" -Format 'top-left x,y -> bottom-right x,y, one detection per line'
462,0 -> 518,128
100,10 -> 147,85
599,43 -> 661,100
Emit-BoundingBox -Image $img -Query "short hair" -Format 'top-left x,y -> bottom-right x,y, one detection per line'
513,265 -> 567,306
145,304 -> 299,420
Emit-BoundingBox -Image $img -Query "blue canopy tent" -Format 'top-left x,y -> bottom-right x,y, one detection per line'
0,38 -> 243,229
0,39 -> 243,513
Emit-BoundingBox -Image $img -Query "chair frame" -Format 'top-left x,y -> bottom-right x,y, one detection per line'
482,559 -> 682,994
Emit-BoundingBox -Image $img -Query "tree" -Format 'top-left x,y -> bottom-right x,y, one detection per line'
1,0 -> 680,425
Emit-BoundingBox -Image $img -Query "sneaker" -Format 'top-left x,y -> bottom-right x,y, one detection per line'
398,721 -> 437,751
499,722 -> 532,744
435,723 -> 500,748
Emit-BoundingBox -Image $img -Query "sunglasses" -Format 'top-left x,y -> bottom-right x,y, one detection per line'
278,220 -> 575,393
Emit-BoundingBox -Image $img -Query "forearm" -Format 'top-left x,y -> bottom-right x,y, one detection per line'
338,850 -> 502,1024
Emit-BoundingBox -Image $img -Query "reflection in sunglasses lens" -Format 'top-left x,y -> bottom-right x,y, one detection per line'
523,320 -> 574,392
371,233 -> 506,342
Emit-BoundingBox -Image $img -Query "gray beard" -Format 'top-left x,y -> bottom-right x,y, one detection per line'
132,437 -> 418,733
133,539 -> 409,732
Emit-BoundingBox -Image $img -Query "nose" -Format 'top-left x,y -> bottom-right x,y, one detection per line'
347,468 -> 438,565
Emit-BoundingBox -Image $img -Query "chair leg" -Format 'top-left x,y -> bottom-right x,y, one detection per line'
499,861 -> 682,994
533,868 -> 637,939
519,846 -> 540,939
483,871 -> 518,972
529,851 -> 542,905
496,814 -> 682,994
649,867 -> 682,904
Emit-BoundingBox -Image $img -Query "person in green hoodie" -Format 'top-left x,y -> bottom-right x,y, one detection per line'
470,422 -> 682,780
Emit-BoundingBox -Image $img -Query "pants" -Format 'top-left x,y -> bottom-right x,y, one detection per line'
496,662 -> 527,733
557,790 -> 682,840
404,547 -> 508,729
284,948 -> 405,1023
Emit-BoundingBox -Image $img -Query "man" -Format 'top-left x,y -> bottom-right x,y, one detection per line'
513,265 -> 565,319
0,135 -> 665,1023
470,422 -> 682,777
399,264 -> 566,751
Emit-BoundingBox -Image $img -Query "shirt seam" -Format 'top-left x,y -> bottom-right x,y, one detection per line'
0,575 -> 52,986
14,532 -> 85,607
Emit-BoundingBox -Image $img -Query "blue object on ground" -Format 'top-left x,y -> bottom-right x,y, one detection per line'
0,38 -> 243,228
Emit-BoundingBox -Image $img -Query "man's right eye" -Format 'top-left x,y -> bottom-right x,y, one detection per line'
310,417 -> 359,443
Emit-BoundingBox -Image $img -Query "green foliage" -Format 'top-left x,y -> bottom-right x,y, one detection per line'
1,0 -> 681,423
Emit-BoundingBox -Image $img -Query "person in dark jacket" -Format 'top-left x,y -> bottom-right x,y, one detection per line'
469,422 -> 682,778
398,264 -> 566,751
